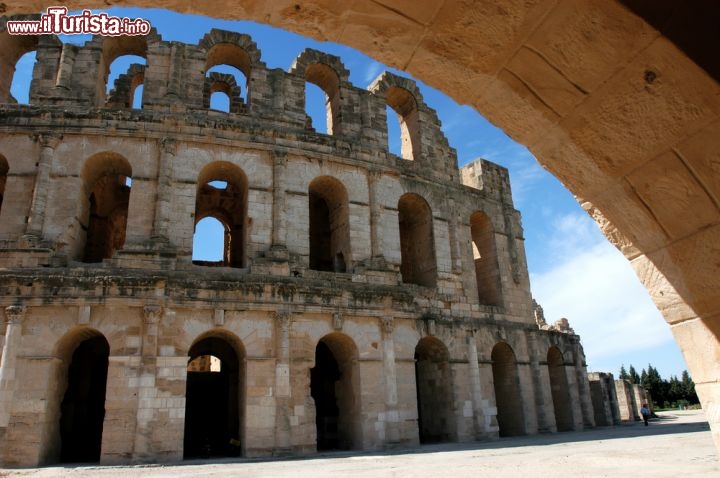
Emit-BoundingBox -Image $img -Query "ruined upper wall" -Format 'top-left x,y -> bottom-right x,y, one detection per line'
0,19 -> 459,183
460,159 -> 514,207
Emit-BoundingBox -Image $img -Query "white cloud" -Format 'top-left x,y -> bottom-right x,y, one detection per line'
363,61 -> 384,85
529,212 -> 674,371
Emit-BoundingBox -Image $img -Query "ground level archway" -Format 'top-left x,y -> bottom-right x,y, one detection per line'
184,333 -> 244,459
310,332 -> 361,451
58,332 -> 109,463
491,342 -> 525,437
414,336 -> 455,443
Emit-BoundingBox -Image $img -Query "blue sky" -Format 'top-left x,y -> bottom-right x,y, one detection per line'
10,7 -> 690,380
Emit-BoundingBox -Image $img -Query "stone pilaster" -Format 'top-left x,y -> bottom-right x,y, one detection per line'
152,138 -> 176,242
273,311 -> 292,453
446,197 -> 461,273
368,169 -> 383,259
271,151 -> 288,249
26,134 -> 62,238
564,360 -> 585,430
574,342 -> 595,427
380,316 -> 400,444
132,305 -> 163,459
466,331 -> 486,437
166,43 -> 184,101
526,332 -> 555,432
0,305 -> 26,427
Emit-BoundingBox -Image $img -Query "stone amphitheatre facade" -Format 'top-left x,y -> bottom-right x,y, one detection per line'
0,18 -> 598,466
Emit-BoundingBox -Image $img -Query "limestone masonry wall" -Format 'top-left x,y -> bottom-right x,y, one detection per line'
0,20 -> 594,466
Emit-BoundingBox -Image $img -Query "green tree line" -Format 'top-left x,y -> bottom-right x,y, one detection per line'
618,364 -> 699,409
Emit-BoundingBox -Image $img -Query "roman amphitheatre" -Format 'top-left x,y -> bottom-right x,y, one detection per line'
0,0 -> 718,465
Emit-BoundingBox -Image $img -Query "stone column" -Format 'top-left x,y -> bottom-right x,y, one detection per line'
132,305 -> 162,459
271,151 -> 288,249
516,358 -> 540,434
26,134 -> 62,239
380,316 -> 399,444
564,362 -> 584,430
466,331 -> 486,437
274,311 -> 292,453
152,138 -> 176,242
574,342 -> 595,427
0,305 -> 26,427
367,169 -> 383,259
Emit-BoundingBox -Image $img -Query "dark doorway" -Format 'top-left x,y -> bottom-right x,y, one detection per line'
311,341 -> 341,450
548,346 -> 574,431
310,334 -> 359,451
59,335 -> 109,463
491,342 -> 525,437
309,191 -> 333,271
183,336 -> 242,459
414,336 -> 455,443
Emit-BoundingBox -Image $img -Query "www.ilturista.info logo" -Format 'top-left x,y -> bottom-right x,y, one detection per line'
6,7 -> 152,36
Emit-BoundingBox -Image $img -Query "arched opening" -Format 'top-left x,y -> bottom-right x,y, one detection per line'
305,81 -> 327,133
9,50 -> 36,104
98,35 -> 148,107
58,334 -> 109,463
81,153 -> 132,263
310,333 -> 360,451
491,342 -> 525,437
308,176 -> 351,273
194,162 -> 248,268
385,104 -> 402,156
385,86 -> 420,160
205,44 -> 250,104
204,71 -> 243,112
414,336 -> 455,443
210,90 -> 230,112
0,33 -> 39,104
0,154 -> 8,216
548,346 -> 573,431
184,333 -> 244,459
132,83 -> 143,109
398,193 -> 437,287
470,211 -> 502,306
106,58 -> 145,108
192,216 -> 226,263
304,63 -> 341,135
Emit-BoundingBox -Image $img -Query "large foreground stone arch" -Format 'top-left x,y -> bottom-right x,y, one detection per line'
5,0 -> 719,451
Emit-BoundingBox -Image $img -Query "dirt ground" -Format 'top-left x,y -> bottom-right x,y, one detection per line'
2,410 -> 717,478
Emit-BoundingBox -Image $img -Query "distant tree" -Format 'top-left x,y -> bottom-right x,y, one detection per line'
640,368 -> 648,387
619,365 -> 628,380
668,375 -> 682,404
681,370 -> 699,404
628,365 -> 639,384
644,364 -> 666,406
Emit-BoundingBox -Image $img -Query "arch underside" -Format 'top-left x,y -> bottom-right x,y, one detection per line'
4,0 -> 720,453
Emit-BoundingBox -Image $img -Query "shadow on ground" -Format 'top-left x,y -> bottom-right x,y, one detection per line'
16,412 -> 711,473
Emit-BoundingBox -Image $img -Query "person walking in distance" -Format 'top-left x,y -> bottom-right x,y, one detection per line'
641,404 -> 650,426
